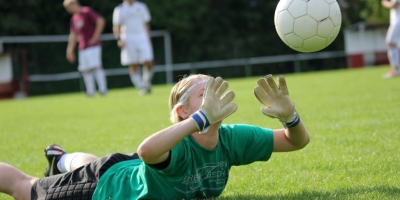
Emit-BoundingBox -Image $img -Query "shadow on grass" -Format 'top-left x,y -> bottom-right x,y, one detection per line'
218,186 -> 400,199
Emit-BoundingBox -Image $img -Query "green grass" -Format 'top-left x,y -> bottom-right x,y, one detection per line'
1,66 -> 399,199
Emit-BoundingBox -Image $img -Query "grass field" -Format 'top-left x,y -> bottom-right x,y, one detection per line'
0,66 -> 399,199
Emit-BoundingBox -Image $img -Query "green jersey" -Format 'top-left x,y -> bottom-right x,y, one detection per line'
92,124 -> 274,199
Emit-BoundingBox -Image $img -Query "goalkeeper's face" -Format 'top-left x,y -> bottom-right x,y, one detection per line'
169,74 -> 211,124
182,82 -> 206,118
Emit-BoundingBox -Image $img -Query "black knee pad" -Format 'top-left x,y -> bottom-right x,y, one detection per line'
45,181 -> 97,200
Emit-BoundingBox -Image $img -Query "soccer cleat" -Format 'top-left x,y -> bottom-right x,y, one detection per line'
43,143 -> 66,177
382,70 -> 399,79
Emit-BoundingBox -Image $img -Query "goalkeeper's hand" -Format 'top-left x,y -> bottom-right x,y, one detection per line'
190,77 -> 238,133
254,75 -> 298,126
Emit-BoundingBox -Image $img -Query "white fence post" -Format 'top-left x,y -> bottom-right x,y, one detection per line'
164,31 -> 173,84
0,40 -> 3,54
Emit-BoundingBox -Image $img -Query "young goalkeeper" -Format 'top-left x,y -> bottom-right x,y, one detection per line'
0,74 -> 309,200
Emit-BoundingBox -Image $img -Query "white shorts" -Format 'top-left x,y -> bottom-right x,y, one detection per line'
78,46 -> 102,72
121,38 -> 153,66
386,23 -> 400,45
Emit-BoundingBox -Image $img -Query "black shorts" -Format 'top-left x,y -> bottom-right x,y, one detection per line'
31,152 -> 139,200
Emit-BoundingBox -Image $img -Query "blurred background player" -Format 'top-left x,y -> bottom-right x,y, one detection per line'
113,0 -> 154,95
382,0 -> 400,78
64,0 -> 108,96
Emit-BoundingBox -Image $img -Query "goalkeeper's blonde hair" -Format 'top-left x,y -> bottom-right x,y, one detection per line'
169,74 -> 211,124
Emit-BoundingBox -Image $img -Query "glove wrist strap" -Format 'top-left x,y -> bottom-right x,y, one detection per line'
190,110 -> 210,134
280,111 -> 300,128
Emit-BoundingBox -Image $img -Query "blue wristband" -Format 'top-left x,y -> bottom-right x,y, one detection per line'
281,112 -> 301,128
285,115 -> 300,128
191,110 -> 210,133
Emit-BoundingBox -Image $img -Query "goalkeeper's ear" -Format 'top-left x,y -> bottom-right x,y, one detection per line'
176,105 -> 190,120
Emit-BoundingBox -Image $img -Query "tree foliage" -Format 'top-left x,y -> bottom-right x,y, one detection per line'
339,0 -> 389,26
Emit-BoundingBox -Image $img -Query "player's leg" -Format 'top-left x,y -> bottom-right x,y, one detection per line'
44,143 -> 98,176
0,162 -> 38,200
129,64 -> 142,90
138,38 -> 154,94
122,41 -> 142,89
87,46 -> 108,95
78,49 -> 96,96
33,153 -> 141,199
93,67 -> 107,96
141,60 -> 153,94
69,153 -> 98,171
82,70 -> 96,96
384,23 -> 400,78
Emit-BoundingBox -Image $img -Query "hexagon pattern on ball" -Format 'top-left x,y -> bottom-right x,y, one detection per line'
274,0 -> 342,53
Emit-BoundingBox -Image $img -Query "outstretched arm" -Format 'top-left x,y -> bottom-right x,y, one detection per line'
272,121 -> 309,152
137,118 -> 199,164
138,77 -> 237,164
254,75 -> 309,152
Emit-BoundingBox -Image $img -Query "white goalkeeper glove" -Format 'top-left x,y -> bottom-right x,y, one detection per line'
190,77 -> 238,133
253,75 -> 300,128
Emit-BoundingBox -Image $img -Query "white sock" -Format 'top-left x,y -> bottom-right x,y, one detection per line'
82,72 -> 95,95
130,73 -> 142,89
57,153 -> 83,173
94,68 -> 107,94
142,68 -> 153,89
387,47 -> 399,71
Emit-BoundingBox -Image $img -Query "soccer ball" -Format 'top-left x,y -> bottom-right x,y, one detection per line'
274,0 -> 342,53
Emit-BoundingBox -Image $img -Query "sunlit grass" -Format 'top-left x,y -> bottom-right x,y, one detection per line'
0,66 -> 399,199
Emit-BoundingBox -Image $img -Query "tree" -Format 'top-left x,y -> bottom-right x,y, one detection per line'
339,0 -> 389,26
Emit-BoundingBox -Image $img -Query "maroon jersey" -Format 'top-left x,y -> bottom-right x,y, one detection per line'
70,6 -> 101,50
